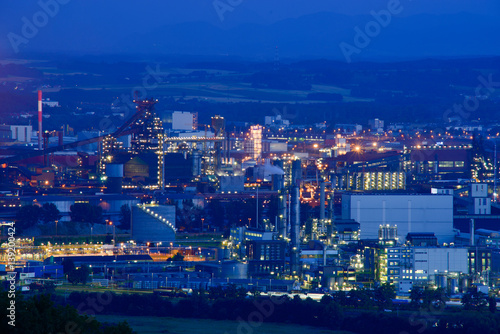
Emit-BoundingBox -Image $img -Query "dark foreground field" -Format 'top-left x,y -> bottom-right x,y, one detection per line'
95,315 -> 354,334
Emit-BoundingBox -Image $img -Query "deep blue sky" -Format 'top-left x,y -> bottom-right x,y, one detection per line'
2,0 -> 498,25
1,0 -> 499,59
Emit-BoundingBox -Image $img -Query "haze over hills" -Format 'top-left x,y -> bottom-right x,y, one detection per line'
2,11 -> 499,61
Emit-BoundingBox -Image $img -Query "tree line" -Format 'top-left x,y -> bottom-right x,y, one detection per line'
0,291 -> 135,334
66,284 -> 500,334
15,203 -> 131,233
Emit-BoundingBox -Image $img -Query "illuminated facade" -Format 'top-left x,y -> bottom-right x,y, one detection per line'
333,171 -> 405,191
385,246 -> 468,292
98,135 -> 123,174
130,113 -> 163,153
246,125 -> 263,161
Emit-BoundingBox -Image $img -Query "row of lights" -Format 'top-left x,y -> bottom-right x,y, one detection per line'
138,204 -> 176,231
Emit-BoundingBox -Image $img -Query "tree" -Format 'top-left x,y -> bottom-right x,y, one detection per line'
489,296 -> 497,313
67,265 -> 90,285
423,287 -> 448,310
80,264 -> 91,285
119,204 -> 131,230
347,288 -> 374,309
16,205 -> 42,231
207,199 -> 225,230
331,290 -> 348,307
70,203 -> 103,225
177,199 -> 202,231
168,253 -> 184,262
410,286 -> 447,310
410,286 -> 424,309
374,283 -> 396,310
0,291 -> 134,333
319,301 -> 343,329
462,290 -> 488,311
102,321 -> 135,334
62,258 -> 75,275
40,202 -> 62,224
67,269 -> 81,285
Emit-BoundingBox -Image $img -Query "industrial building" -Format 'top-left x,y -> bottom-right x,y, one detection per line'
410,144 -> 472,179
385,246 -> 469,292
172,111 -> 197,131
341,193 -> 455,243
246,240 -> 286,277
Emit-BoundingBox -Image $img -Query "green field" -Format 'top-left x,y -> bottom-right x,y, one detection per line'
95,315 -> 354,334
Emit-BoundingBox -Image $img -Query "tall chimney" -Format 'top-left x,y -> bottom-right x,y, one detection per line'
290,185 -> 300,275
320,181 -> 326,221
38,90 -> 42,150
291,159 -> 302,186
470,219 -> 475,246
278,190 -> 287,239
291,185 -> 300,246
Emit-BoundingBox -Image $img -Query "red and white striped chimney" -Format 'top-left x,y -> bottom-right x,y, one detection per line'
38,90 -> 42,150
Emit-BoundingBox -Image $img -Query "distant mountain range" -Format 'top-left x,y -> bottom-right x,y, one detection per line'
4,11 -> 500,61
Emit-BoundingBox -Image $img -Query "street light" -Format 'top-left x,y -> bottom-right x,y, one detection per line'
109,221 -> 116,246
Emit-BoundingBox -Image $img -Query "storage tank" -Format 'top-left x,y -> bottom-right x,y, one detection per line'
450,278 -> 458,293
105,163 -> 123,193
436,274 -> 448,290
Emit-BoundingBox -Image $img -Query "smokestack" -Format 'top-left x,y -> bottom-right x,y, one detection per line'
38,90 -> 42,150
320,181 -> 326,221
328,193 -> 334,220
290,185 -> 300,275
327,223 -> 333,244
470,219 -> 475,246
434,154 -> 439,174
291,186 -> 300,245
323,243 -> 327,266
291,159 -> 302,186
278,190 -> 287,239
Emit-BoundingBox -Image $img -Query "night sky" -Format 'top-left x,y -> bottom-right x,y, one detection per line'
1,0 -> 499,59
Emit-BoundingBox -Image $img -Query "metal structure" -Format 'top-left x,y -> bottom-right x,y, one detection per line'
0,98 -> 158,165
38,90 -> 42,151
